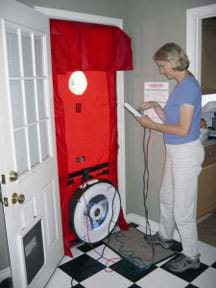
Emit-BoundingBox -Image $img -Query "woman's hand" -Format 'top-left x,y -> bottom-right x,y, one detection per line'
138,101 -> 165,122
135,115 -> 154,128
138,101 -> 158,111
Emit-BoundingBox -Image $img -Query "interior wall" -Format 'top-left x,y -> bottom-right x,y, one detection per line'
124,0 -> 216,223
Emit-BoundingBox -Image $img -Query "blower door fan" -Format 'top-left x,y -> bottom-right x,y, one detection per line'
69,180 -> 121,243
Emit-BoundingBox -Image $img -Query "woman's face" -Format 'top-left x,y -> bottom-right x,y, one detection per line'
155,60 -> 175,80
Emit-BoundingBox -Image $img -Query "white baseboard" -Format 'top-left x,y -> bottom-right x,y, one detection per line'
125,213 -> 181,242
0,267 -> 11,282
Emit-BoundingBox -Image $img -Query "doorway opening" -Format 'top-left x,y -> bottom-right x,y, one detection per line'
35,7 -> 127,215
186,4 -> 216,246
36,8 -> 132,255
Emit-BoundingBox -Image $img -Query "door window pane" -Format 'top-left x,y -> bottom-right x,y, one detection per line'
6,29 -> 21,77
22,33 -> 33,77
25,80 -> 36,124
37,79 -> 47,119
40,121 -> 50,160
28,125 -> 40,167
35,35 -> 44,76
6,23 -> 52,174
14,129 -> 28,174
10,80 -> 24,128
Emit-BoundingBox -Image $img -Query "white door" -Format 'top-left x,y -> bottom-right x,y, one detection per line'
0,1 -> 63,287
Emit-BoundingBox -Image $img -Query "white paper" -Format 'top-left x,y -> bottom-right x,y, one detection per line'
144,82 -> 169,123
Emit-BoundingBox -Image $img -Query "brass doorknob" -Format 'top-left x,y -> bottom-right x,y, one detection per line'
12,193 -> 25,204
9,171 -> 18,182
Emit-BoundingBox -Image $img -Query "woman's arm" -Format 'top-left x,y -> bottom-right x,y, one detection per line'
136,104 -> 194,136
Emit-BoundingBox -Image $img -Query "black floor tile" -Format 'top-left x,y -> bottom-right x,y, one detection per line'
127,284 -> 142,288
59,254 -> 105,282
161,254 -> 209,282
77,241 -> 103,253
211,261 -> 216,268
184,284 -> 199,288
73,284 -> 86,288
109,259 -> 157,282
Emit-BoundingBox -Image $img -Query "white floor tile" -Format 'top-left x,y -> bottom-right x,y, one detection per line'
86,244 -> 121,266
81,269 -> 132,288
136,268 -> 187,288
45,268 -> 77,288
199,241 -> 216,265
192,267 -> 216,288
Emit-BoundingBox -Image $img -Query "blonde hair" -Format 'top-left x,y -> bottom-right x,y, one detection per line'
153,43 -> 190,71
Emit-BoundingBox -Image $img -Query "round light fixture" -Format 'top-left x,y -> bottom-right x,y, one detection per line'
68,71 -> 88,95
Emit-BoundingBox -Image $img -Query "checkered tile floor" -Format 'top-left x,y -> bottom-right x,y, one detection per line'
46,224 -> 216,288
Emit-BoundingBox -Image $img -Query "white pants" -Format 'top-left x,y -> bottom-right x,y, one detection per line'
159,139 -> 205,258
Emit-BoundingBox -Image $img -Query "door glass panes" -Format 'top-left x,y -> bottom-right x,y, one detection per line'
35,35 -> 44,76
5,23 -> 51,175
24,80 -> 36,123
22,32 -> 33,77
14,129 -> 28,174
6,29 -> 21,77
10,80 -> 24,128
37,79 -> 47,119
28,125 -> 40,167
40,121 -> 49,160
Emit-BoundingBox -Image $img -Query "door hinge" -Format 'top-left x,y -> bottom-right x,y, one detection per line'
1,174 -> 6,184
0,193 -> 8,207
0,175 -> 8,207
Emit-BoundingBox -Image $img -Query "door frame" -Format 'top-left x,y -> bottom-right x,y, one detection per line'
35,6 -> 127,214
186,3 -> 216,82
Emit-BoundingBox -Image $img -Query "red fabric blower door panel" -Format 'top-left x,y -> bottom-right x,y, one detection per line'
50,19 -> 132,256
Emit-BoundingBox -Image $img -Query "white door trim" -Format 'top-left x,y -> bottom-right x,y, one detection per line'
34,7 -> 127,213
186,4 -> 216,82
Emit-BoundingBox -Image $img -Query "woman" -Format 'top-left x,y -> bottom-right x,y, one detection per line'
136,43 -> 204,273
